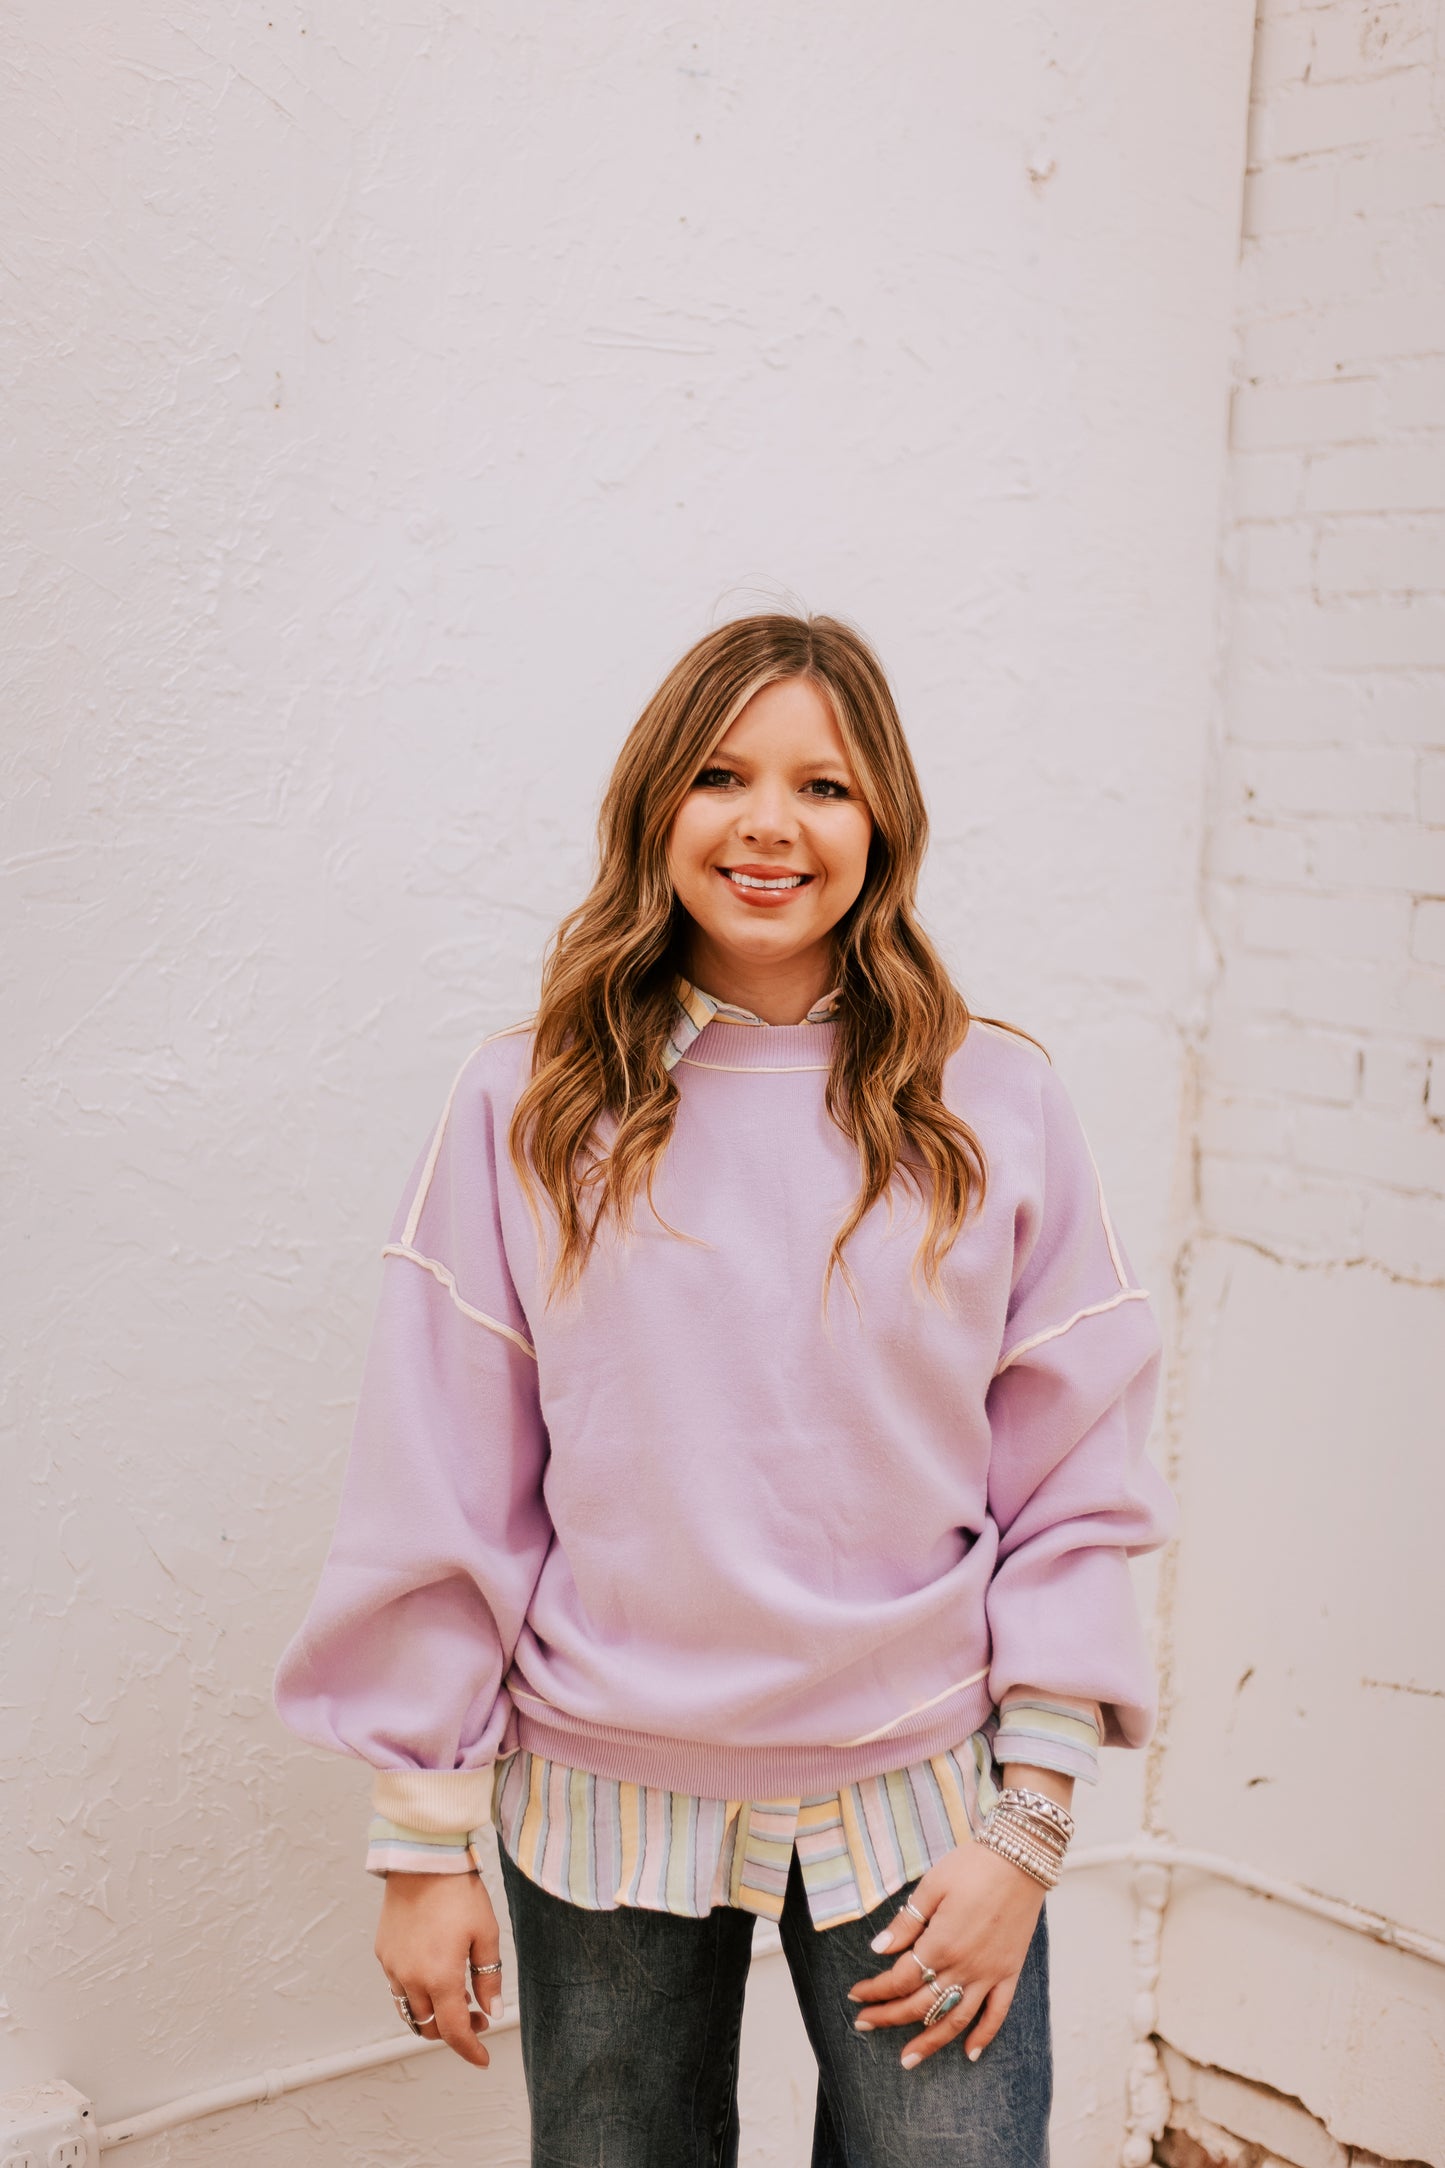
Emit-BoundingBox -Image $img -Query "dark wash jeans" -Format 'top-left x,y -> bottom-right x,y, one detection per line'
497,1840 -> 1052,2167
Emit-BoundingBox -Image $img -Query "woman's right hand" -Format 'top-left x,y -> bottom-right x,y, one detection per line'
375,1868 -> 506,2068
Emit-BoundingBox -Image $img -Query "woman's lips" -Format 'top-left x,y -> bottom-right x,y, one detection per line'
716,867 -> 815,906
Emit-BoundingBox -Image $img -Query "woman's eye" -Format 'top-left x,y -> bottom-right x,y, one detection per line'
691,768 -> 850,797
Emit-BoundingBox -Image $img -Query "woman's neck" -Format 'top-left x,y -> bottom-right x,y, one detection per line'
681,941 -> 839,1026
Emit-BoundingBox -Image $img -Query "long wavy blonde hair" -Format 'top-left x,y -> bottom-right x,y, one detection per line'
508,612 -> 1044,1309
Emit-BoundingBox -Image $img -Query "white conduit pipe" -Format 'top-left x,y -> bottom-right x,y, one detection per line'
97,2031 -> 476,2150
95,1841 -> 1444,2153
1070,1837 -> 1445,1967
97,1952 -> 789,2152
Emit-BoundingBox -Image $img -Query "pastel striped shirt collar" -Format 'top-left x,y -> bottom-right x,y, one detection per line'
664,976 -> 842,1071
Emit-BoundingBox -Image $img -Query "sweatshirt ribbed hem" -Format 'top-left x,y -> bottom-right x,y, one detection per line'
512,1675 -> 997,1799
372,1765 -> 496,1832
673,1017 -> 837,1071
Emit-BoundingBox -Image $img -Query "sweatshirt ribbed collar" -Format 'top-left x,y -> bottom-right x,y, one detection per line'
663,975 -> 840,1071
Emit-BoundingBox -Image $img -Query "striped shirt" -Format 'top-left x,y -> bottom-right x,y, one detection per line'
363,982 -> 1106,1929
366,1695 -> 1101,1929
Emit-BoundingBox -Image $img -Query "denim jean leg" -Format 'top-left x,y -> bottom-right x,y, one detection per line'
497,1842 -> 756,2168
776,1852 -> 1054,2168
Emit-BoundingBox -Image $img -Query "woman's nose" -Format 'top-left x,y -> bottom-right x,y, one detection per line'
738,785 -> 798,844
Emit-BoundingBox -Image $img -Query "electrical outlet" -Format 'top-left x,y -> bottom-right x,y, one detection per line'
0,2086 -> 97,2168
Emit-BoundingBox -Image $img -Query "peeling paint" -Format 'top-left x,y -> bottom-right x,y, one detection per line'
1156,0 -> 1445,2153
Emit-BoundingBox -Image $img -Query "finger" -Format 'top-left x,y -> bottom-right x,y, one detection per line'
898,1979 -> 987,2070
395,1976 -> 459,2055
851,1946 -> 962,2029
865,1882 -> 935,1959
384,1975 -> 428,2038
856,1962 -> 946,2022
396,1980 -> 441,2039
469,1936 -> 507,2021
848,1889 -> 942,2007
460,1968 -> 491,2035
860,1917 -> 984,2018
437,1968 -> 489,2046
961,1975 -> 1017,2063
429,1979 -> 490,2067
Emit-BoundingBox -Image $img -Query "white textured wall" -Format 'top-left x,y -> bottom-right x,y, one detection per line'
1157,1 -> 1445,2160
1,4 -> 1255,2162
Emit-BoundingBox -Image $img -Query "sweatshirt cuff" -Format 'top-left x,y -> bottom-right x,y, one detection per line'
366,1815 -> 485,1878
994,1695 -> 1103,1786
371,1765 -> 497,1834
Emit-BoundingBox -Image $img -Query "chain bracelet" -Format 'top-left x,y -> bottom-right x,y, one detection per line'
994,1786 -> 1076,1841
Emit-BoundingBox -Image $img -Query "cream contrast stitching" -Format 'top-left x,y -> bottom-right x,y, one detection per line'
827,1665 -> 991,1748
994,1286 -> 1151,1374
1080,1133 -> 1128,1287
400,1021 -> 534,1248
678,1058 -> 832,1073
381,1243 -> 538,1361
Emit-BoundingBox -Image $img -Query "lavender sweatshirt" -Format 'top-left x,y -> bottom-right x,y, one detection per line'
273,1010 -> 1176,1822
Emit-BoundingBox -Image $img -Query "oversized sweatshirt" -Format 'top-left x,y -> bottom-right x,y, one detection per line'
273,1007 -> 1177,1828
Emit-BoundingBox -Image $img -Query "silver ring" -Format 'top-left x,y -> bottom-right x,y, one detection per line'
394,1993 -> 424,2037
924,1983 -> 964,2027
901,1898 -> 927,1923
903,1951 -> 937,1988
469,1960 -> 504,1975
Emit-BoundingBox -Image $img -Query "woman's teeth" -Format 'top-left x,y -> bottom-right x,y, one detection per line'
724,871 -> 806,890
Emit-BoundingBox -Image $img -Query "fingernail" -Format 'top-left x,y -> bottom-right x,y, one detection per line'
853,2018 -> 873,2032
488,1995 -> 504,2017
967,2046 -> 982,2062
845,1989 -> 862,2001
869,1930 -> 892,1952
901,2051 -> 921,2069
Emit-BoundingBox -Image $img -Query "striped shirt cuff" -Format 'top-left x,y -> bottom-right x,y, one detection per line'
365,1815 -> 486,1878
993,1696 -> 1103,1785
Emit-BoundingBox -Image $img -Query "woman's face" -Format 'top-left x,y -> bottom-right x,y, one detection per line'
666,675 -> 874,983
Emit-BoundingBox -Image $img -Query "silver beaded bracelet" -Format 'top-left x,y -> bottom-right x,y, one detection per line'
992,1822 -> 1066,1867
977,1818 -> 1063,1890
978,1786 -> 1075,1890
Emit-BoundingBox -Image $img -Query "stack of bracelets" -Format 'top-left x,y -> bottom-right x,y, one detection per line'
976,1785 -> 1076,1890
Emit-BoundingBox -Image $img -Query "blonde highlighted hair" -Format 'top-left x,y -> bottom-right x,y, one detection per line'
508,612 -> 1044,1308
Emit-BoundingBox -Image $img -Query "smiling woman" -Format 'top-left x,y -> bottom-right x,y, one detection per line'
507,615 -> 1003,1311
665,676 -> 875,1020
273,610 -> 1176,2167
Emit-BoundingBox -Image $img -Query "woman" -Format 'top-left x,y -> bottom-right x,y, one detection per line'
274,611 -> 1176,2167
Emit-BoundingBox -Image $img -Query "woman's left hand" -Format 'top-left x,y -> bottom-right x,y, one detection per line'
846,1838 -> 1046,2068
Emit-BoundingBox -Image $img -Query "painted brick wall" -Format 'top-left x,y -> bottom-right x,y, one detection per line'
1155,7 -> 1445,2161
1201,0 -> 1445,1280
